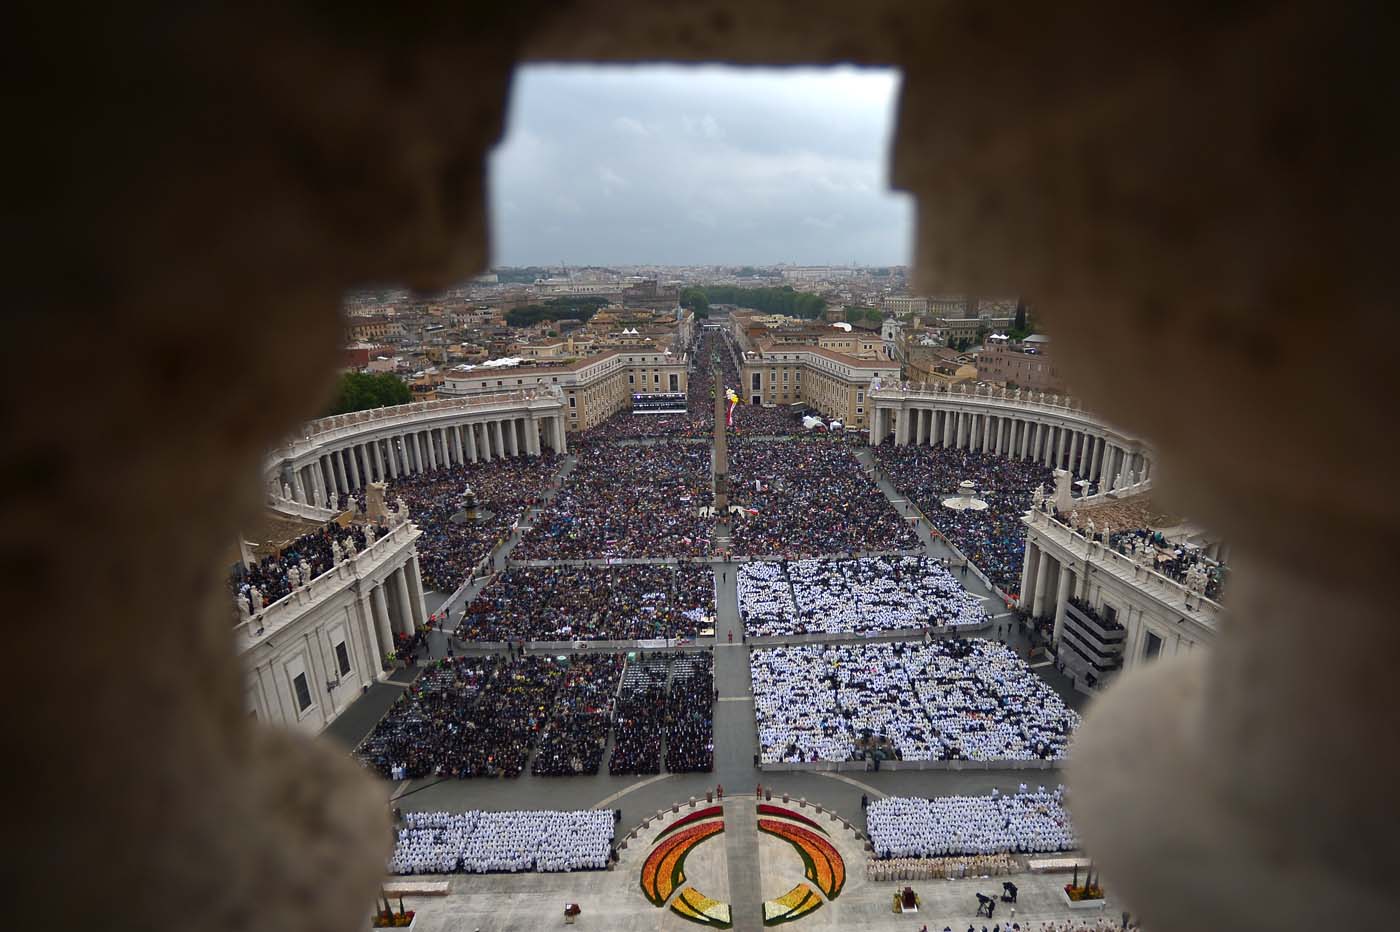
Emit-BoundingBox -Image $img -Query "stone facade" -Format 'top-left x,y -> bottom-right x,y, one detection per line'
8,4 -> 1396,932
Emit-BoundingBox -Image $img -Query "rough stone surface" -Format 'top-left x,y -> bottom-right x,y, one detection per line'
5,2 -> 1397,932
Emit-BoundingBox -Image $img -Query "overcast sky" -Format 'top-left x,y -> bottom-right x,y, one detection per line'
488,65 -> 911,268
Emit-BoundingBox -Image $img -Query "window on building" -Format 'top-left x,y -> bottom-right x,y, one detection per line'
628,374 -> 635,384
857,390 -> 864,402
568,396 -> 576,408
335,641 -> 351,677
292,672 -> 312,712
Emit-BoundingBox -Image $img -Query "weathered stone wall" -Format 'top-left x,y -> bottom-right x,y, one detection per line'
4,2 -> 1395,930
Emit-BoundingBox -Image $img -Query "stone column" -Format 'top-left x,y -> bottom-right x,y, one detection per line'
313,461 -> 327,505
465,421 -> 478,461
1056,427 -> 1068,467
478,422 -> 492,462
423,430 -> 436,470
1054,564 -> 1072,645
407,553 -> 429,625
913,409 -> 926,446
330,450 -> 347,498
349,588 -> 379,682
347,445 -> 361,489
452,425 -> 464,464
995,416 -> 1005,455
1069,431 -> 1081,474
371,583 -> 393,660
554,416 -> 568,454
1032,553 -> 1052,619
290,469 -> 305,503
394,567 -> 416,636
1021,541 -> 1040,608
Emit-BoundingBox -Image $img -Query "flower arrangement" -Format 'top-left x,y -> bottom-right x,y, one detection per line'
763,883 -> 821,926
372,893 -> 415,928
757,818 -> 846,900
640,818 -> 725,907
671,886 -> 733,929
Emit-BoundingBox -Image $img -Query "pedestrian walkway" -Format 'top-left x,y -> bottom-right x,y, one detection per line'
723,795 -> 764,932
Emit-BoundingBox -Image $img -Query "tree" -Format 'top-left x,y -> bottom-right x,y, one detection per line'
1014,299 -> 1027,333
680,287 -> 710,314
686,285 -> 827,320
327,371 -> 412,415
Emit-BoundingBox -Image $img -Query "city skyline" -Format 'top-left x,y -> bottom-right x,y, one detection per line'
488,65 -> 912,268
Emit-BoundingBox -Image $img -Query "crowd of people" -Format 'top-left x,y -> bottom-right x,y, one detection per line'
751,640 -> 1080,764
232,521 -> 369,611
609,654 -> 668,775
728,439 -> 917,555
454,565 -> 713,642
604,651 -> 717,775
515,442 -> 713,559
531,654 -> 624,776
388,809 -> 613,874
866,851 -> 1017,881
1105,527 -> 1227,600
730,401 -> 806,436
873,444 -> 1055,593
355,655 -> 563,779
665,652 -> 715,772
738,556 -> 991,637
377,455 -> 559,592
867,788 -> 1077,858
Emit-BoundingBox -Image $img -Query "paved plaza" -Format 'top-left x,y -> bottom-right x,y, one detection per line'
330,431 -> 1099,929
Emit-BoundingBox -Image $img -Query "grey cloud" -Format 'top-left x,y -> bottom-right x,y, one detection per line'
488,65 -> 911,266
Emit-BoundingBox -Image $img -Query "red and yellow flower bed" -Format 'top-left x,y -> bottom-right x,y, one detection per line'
757,818 -> 846,900
756,804 -> 828,835
655,805 -> 724,841
762,883 -> 822,926
671,886 -> 733,928
640,818 -> 725,907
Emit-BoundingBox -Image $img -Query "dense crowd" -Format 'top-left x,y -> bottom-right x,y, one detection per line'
866,852 -> 1016,881
232,521 -> 369,611
516,442 -> 713,558
610,654 -> 668,775
606,651 -> 716,775
751,640 -> 1080,763
377,455 -> 559,592
738,556 -> 990,637
388,809 -> 613,874
665,652 -> 715,772
867,788 -> 1077,858
1106,527 -> 1227,599
874,443 -> 1055,593
531,654 -> 624,776
729,439 -> 917,555
355,655 -> 562,779
730,402 -> 806,436
455,565 -> 714,642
